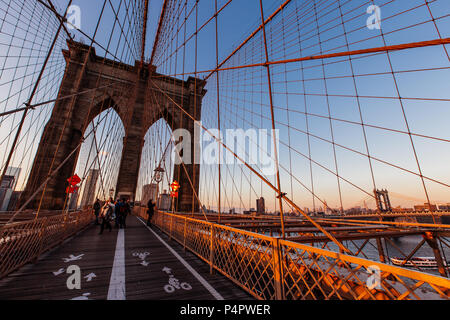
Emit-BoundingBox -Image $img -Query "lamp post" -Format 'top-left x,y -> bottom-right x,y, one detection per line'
154,166 -> 165,207
154,166 -> 164,184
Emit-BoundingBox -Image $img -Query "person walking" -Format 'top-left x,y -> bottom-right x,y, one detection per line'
117,199 -> 128,229
99,202 -> 113,235
147,199 -> 155,227
93,199 -> 101,225
122,200 -> 131,229
114,199 -> 121,229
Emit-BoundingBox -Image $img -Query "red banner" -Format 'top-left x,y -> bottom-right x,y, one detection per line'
67,174 -> 81,186
66,186 -> 79,194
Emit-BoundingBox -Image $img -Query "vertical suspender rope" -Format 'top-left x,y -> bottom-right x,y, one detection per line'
258,0 -> 286,239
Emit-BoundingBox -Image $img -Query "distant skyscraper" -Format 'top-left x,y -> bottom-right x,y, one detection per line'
7,191 -> 22,211
142,184 -> 159,205
0,176 -> 15,211
0,175 -> 14,189
6,167 -> 21,190
257,197 -> 265,215
68,189 -> 79,210
158,190 -> 171,211
0,167 -> 21,211
80,169 -> 99,208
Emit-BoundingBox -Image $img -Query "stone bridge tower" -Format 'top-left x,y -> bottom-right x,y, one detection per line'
20,40 -> 205,213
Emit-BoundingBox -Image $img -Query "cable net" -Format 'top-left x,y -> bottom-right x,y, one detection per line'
150,0 -> 450,216
0,0 -> 449,217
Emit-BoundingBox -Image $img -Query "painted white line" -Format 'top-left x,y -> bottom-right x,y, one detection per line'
107,229 -> 126,300
137,217 -> 224,300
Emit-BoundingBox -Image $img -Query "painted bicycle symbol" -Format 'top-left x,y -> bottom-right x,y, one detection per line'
133,252 -> 150,267
164,275 -> 192,294
133,252 -> 150,260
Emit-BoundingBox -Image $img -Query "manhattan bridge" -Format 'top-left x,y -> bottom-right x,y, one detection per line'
0,0 -> 449,300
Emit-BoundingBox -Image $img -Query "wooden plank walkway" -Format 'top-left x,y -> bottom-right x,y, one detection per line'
0,216 -> 251,300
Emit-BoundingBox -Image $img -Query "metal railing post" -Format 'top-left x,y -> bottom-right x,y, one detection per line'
272,238 -> 285,300
210,224 -> 215,274
184,217 -> 187,251
35,218 -> 47,261
63,211 -> 68,236
169,215 -> 174,240
425,232 -> 448,278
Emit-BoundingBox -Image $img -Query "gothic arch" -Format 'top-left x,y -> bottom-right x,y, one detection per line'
84,97 -> 126,134
73,107 -> 126,207
21,40 -> 206,212
136,118 -> 174,204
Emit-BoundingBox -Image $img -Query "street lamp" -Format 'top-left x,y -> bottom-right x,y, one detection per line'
153,166 -> 165,207
154,166 -> 165,183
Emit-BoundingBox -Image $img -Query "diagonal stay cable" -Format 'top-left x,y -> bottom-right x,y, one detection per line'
0,83 -> 118,118
5,108 -> 115,224
149,78 -> 352,254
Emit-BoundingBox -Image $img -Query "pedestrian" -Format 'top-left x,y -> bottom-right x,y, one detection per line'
99,202 -> 113,235
122,200 -> 131,229
93,198 -> 101,225
147,199 -> 155,227
114,199 -> 121,229
118,199 -> 128,229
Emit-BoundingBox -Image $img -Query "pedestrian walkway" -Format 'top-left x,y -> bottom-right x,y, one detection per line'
0,216 -> 251,300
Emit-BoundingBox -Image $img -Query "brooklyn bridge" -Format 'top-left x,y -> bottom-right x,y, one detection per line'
0,0 -> 449,300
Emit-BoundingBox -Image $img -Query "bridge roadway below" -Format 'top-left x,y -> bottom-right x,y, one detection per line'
0,216 -> 251,300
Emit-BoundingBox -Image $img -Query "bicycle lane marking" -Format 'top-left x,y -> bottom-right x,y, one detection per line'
0,224 -> 119,300
136,217 -> 224,300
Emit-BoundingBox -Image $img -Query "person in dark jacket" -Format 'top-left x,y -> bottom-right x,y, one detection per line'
114,199 -> 121,229
124,200 -> 132,228
147,200 -> 155,227
118,199 -> 130,229
93,199 -> 101,225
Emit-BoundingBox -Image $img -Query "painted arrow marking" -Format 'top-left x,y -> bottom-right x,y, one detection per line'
71,293 -> 91,300
84,273 -> 97,282
133,252 -> 150,267
163,267 -> 172,274
63,254 -> 84,263
53,268 -> 65,276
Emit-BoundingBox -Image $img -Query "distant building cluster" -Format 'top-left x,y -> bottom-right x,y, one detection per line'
413,203 -> 450,212
141,184 -> 172,211
81,169 -> 99,208
201,205 -> 217,214
142,184 -> 159,205
158,190 -> 172,211
437,203 -> 450,211
240,197 -> 267,216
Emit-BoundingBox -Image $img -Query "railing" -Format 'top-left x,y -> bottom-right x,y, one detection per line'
134,208 -> 450,300
0,210 -> 66,226
0,210 -> 94,279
